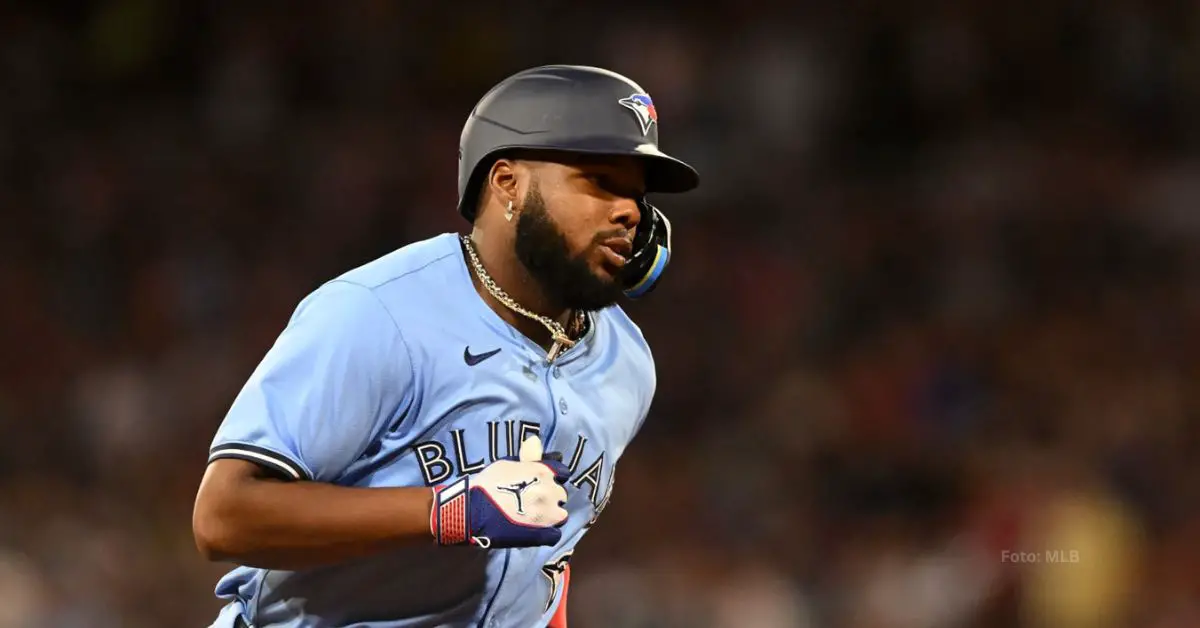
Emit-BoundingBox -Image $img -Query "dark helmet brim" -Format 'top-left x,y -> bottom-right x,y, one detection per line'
637,146 -> 701,194
484,137 -> 699,193
457,137 -> 698,220
537,134 -> 699,194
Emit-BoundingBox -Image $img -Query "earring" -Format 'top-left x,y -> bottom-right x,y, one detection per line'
504,200 -> 515,222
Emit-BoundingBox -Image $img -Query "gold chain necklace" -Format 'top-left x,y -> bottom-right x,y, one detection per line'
461,235 -> 584,363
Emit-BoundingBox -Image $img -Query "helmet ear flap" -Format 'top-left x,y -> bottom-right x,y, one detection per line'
622,201 -> 672,299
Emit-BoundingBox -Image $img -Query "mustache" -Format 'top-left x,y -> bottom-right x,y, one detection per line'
592,228 -> 634,244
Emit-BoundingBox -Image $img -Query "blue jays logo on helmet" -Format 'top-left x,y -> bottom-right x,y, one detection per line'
618,93 -> 658,135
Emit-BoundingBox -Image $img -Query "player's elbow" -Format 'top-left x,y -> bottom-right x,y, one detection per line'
193,482 -> 249,562
192,460 -> 254,562
193,505 -> 237,562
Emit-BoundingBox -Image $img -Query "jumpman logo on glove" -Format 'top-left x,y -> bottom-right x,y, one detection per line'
495,477 -> 540,515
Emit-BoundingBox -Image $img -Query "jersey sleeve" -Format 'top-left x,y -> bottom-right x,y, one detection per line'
208,279 -> 416,482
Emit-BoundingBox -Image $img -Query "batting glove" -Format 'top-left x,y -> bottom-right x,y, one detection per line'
431,436 -> 571,548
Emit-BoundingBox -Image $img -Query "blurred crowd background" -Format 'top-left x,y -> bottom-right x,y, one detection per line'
2,1 -> 1199,627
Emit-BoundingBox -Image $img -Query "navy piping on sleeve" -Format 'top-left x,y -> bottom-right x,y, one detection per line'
209,443 -> 312,481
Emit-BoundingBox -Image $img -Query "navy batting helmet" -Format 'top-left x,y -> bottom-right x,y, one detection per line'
456,65 -> 699,298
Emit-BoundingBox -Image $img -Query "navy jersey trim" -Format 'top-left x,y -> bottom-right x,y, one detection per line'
209,443 -> 312,481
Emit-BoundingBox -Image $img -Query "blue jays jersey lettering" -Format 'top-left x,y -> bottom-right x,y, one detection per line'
206,233 -> 656,628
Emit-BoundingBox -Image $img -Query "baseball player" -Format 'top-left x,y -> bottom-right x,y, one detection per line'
192,65 -> 699,627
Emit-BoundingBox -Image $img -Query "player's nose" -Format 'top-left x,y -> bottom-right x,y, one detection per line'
611,197 -> 641,230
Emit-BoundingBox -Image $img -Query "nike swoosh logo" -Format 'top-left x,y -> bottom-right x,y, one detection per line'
464,346 -> 502,366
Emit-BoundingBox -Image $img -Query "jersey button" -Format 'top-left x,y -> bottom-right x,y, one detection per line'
559,398 -> 569,414
552,366 -> 562,379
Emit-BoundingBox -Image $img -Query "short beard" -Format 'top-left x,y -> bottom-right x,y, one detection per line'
514,183 -> 624,312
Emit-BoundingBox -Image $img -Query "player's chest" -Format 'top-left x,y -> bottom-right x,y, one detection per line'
353,345 -> 640,502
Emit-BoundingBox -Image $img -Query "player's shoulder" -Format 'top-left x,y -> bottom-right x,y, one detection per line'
595,304 -> 655,373
291,232 -> 465,328
594,305 -> 658,416
332,232 -> 463,291
328,232 -> 469,310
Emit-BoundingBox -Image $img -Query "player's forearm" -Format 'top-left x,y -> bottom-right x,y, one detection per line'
193,461 -> 435,570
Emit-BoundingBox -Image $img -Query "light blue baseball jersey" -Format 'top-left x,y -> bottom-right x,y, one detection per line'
205,232 -> 656,628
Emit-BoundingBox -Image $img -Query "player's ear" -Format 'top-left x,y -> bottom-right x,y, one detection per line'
486,158 -> 522,210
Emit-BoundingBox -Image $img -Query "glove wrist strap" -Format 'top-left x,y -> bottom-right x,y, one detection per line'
433,477 -> 470,545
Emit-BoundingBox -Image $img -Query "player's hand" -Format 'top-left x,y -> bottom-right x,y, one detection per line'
431,436 -> 570,548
